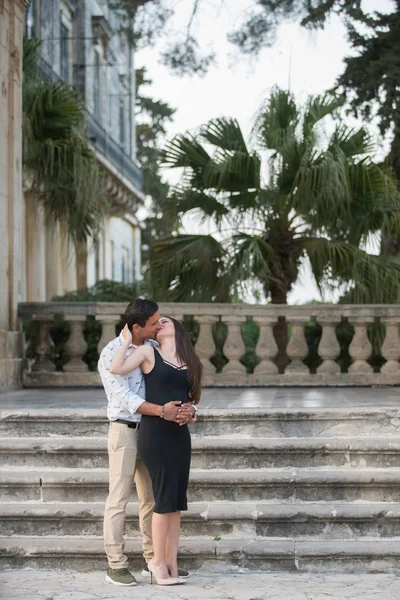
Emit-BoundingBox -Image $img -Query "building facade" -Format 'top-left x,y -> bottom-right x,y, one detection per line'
0,0 -> 28,390
24,0 -> 143,300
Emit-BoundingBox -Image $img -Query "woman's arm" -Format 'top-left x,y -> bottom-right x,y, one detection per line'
109,342 -> 152,375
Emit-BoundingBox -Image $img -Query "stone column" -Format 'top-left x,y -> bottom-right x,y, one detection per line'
380,318 -> 400,376
285,317 -> 309,374
0,0 -> 29,390
220,316 -> 247,382
194,315 -> 218,384
25,192 -> 46,301
253,316 -> 278,381
30,315 -> 56,372
96,316 -> 118,354
45,220 -> 63,300
60,220 -> 77,295
348,317 -> 373,374
317,318 -> 341,375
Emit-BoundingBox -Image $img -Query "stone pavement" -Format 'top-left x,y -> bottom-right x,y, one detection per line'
0,570 -> 400,600
2,385 -> 400,410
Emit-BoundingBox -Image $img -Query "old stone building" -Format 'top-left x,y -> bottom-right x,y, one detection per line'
1,0 -> 143,389
24,0 -> 144,298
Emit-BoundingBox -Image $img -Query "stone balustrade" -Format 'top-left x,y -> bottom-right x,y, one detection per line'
17,302 -> 400,387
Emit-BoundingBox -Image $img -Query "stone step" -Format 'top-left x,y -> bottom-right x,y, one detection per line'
2,436 -> 400,469
2,535 -> 400,573
2,407 -> 400,438
3,501 -> 400,539
4,467 -> 400,503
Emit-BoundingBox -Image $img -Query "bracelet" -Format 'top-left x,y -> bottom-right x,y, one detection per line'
160,405 -> 165,419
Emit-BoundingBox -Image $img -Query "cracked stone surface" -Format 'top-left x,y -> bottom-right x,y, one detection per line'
1,571 -> 400,600
2,386 -> 400,410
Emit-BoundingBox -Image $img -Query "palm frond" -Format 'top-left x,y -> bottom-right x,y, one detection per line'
161,133 -> 211,169
168,187 -> 229,226
302,93 -> 344,137
200,117 -> 248,152
253,87 -> 298,151
304,237 -> 400,303
329,125 -> 374,157
203,150 -> 261,192
227,233 -> 279,283
292,148 -> 352,225
150,234 -> 230,302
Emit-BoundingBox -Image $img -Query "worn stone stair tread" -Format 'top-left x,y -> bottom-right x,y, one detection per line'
2,536 -> 400,558
4,466 -> 400,484
5,465 -> 400,476
3,406 -> 400,417
2,407 -> 400,440
2,406 -> 400,425
2,435 -> 400,453
4,500 -> 400,521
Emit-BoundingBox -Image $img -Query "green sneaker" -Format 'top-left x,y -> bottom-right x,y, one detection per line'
105,567 -> 137,586
177,568 -> 190,579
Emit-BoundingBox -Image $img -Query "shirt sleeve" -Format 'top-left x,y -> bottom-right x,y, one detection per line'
98,344 -> 145,416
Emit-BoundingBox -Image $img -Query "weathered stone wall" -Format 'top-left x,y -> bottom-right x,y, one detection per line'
0,0 -> 28,390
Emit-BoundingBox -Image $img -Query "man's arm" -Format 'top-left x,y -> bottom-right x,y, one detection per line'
98,348 -> 146,416
138,400 -> 182,421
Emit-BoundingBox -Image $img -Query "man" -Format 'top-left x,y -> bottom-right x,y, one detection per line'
98,297 -> 196,586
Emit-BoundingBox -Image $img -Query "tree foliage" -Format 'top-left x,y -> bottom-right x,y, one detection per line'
229,2 -> 400,170
152,87 -> 400,305
135,67 -> 180,259
109,0 -> 216,75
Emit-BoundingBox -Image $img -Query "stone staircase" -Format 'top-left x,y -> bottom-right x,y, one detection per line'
1,405 -> 400,572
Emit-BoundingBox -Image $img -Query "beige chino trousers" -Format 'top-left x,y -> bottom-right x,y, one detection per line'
104,421 -> 154,569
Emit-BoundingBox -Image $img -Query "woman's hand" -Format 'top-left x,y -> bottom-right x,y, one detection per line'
121,324 -> 132,346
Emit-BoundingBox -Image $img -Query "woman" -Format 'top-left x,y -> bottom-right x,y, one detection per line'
109,316 -> 202,586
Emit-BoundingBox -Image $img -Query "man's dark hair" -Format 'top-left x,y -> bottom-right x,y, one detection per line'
124,298 -> 159,329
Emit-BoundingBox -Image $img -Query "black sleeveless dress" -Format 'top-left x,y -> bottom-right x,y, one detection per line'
137,348 -> 191,513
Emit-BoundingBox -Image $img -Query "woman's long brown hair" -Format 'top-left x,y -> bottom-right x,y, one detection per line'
167,317 -> 203,404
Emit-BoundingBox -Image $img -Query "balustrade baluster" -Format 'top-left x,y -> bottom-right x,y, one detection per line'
31,314 -> 56,372
253,317 -> 278,380
317,318 -> 341,374
96,316 -> 118,354
220,316 -> 247,380
63,316 -> 88,372
381,318 -> 400,375
348,317 -> 373,374
194,315 -> 217,383
285,317 -> 309,374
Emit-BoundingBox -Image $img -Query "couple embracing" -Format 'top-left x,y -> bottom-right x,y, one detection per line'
98,298 -> 202,587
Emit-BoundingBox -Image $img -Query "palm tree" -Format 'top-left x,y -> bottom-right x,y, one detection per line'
22,37 -> 108,246
152,87 -> 400,307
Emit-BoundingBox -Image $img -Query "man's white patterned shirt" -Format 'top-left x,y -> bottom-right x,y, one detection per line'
98,333 -> 157,423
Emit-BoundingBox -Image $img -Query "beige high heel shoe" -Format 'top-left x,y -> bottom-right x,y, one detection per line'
148,560 -> 185,586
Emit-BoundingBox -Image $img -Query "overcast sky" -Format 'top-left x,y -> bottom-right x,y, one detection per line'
136,0 -> 394,304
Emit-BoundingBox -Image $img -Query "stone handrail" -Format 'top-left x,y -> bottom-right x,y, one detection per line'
18,302 -> 400,387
